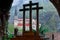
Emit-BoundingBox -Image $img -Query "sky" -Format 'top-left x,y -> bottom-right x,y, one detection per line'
12,0 -> 39,6
12,0 -> 20,6
12,0 -> 50,6
12,0 -> 58,13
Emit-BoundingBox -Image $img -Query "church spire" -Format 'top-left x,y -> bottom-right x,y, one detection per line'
15,8 -> 17,16
14,7 -> 18,20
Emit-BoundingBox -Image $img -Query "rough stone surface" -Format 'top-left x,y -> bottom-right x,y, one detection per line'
45,32 -> 60,40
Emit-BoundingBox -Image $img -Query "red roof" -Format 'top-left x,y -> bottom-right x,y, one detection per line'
17,24 -> 30,26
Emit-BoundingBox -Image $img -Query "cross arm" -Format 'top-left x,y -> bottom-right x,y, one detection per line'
19,7 -> 43,11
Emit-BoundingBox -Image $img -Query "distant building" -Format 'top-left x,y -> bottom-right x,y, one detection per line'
14,18 -> 41,31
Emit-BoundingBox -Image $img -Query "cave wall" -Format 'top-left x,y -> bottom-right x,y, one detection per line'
50,0 -> 60,16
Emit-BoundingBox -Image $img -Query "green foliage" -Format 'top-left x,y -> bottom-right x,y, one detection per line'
39,24 -> 50,34
8,23 -> 14,33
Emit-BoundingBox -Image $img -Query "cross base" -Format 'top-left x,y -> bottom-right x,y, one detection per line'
23,31 -> 34,36
11,33 -> 43,40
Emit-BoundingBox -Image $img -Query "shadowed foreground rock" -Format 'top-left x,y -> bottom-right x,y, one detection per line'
0,0 -> 13,39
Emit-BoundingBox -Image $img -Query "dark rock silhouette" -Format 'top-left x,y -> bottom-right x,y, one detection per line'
0,0 -> 13,36
0,0 -> 13,12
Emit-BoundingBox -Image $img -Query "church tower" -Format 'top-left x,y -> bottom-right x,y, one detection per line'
14,8 -> 18,28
